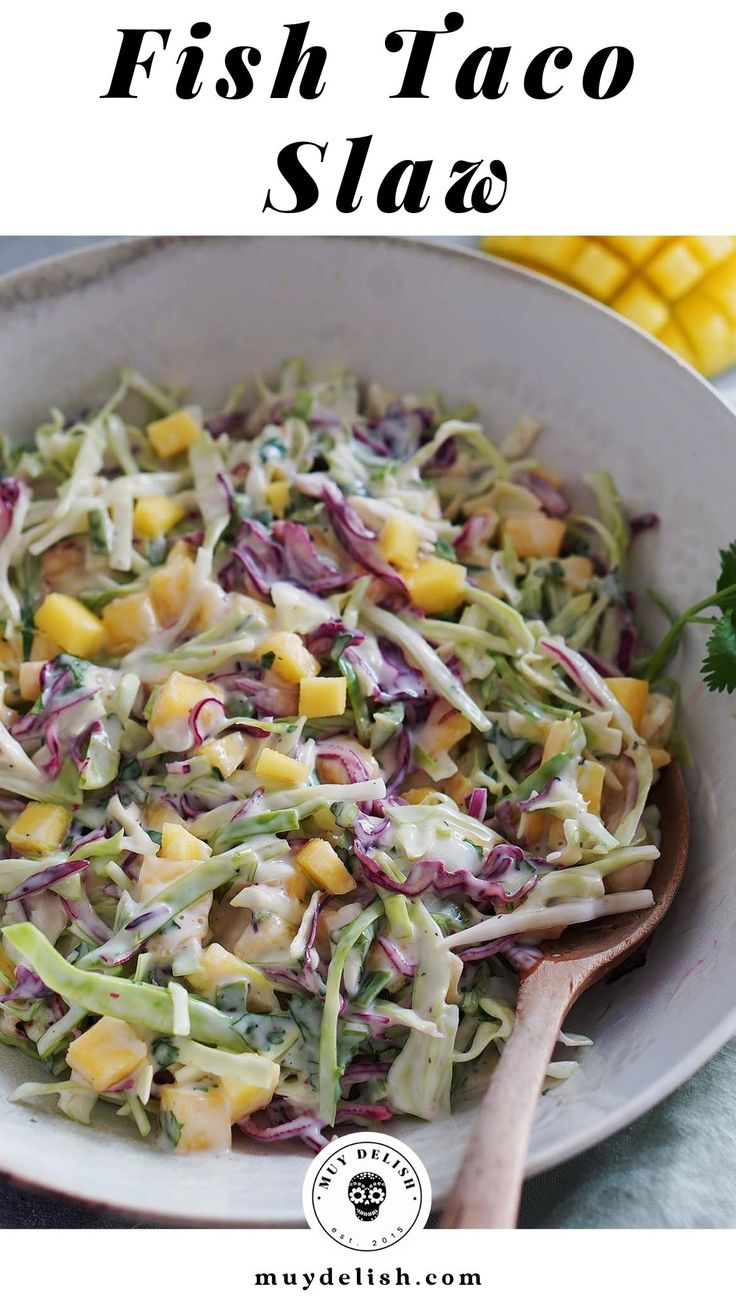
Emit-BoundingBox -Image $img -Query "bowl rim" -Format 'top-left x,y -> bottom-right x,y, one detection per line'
0,232 -> 734,1226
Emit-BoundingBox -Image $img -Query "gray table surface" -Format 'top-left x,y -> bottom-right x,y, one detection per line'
0,235 -> 734,1230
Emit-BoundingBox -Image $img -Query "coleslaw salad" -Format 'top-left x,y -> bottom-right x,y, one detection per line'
0,361 -> 675,1154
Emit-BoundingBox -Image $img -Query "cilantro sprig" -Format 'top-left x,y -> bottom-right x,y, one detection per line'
645,542 -> 736,691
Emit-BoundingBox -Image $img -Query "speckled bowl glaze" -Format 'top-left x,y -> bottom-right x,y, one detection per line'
0,236 -> 733,1226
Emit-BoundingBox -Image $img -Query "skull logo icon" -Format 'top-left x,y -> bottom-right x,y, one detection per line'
347,1171 -> 387,1222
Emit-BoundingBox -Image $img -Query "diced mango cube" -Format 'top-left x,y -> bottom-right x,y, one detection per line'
379,517 -> 421,570
66,1016 -> 147,1092
685,236 -> 734,269
649,746 -> 671,771
604,677 -> 649,732
501,514 -> 566,559
102,591 -> 159,655
30,632 -> 60,661
18,661 -> 43,701
517,809 -> 550,847
420,699 -> 471,752
444,771 -> 474,805
296,838 -> 356,895
403,557 -> 467,613
149,546 -> 195,626
603,236 -> 664,264
147,408 -> 201,459
159,1084 -> 231,1153
577,759 -> 606,815
298,676 -> 347,718
221,1074 -> 278,1123
675,292 -> 734,376
646,240 -> 703,300
702,259 -> 736,319
255,747 -> 309,786
612,280 -> 669,335
570,242 -> 628,299
524,235 -> 586,271
542,718 -> 577,763
188,942 -> 278,1013
160,823 -> 211,862
265,481 -> 290,517
255,632 -> 319,685
561,555 -> 594,592
7,802 -> 70,854
149,671 -> 222,731
401,786 -> 435,804
34,593 -> 104,659
197,731 -> 248,778
144,799 -> 184,832
133,496 -> 185,539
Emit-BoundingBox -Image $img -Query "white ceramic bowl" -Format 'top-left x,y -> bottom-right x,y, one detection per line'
0,236 -> 733,1225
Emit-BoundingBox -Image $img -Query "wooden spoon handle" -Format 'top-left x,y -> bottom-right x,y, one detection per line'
441,963 -> 576,1229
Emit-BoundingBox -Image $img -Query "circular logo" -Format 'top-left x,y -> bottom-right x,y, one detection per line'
303,1132 -> 431,1251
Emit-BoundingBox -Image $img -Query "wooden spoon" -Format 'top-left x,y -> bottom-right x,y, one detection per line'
442,761 -> 689,1229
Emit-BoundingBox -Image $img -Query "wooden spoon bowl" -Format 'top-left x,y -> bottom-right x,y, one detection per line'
442,762 -> 689,1228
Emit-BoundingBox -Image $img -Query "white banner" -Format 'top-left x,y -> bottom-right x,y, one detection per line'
0,0 -> 734,233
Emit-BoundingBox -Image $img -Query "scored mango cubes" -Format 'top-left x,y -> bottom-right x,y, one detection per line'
481,235 -> 736,377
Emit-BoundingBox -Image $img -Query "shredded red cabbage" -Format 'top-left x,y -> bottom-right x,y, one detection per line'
376,933 -> 416,977
272,520 -> 356,594
6,858 -> 90,901
321,484 -> 407,592
353,841 -> 536,906
518,471 -> 571,518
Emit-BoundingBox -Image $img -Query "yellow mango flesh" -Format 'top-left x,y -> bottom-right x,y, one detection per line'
501,514 -> 565,560
7,802 -> 70,854
159,1084 -> 231,1153
147,408 -> 200,459
35,593 -> 104,659
481,235 -> 736,376
255,747 -> 309,786
604,677 -> 649,733
66,1016 -> 147,1092
403,557 -> 467,613
296,838 -> 356,895
102,591 -> 159,655
298,676 -> 347,718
